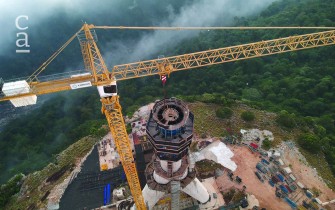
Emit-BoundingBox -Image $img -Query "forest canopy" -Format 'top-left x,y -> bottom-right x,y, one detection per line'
0,0 -> 335,185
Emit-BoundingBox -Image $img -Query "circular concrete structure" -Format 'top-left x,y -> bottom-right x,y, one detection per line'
146,98 -> 194,161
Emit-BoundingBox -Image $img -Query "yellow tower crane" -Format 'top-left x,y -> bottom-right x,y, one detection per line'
0,23 -> 335,209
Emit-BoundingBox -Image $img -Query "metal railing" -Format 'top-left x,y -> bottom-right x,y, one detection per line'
3,69 -> 90,83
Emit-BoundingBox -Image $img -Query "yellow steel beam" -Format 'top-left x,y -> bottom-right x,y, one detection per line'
80,24 -> 147,209
112,30 -> 335,80
0,75 -> 94,102
80,23 -> 111,83
101,96 -> 146,210
1,30 -> 335,102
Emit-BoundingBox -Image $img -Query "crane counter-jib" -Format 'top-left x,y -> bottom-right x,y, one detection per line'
0,74 -> 96,104
1,29 -> 335,106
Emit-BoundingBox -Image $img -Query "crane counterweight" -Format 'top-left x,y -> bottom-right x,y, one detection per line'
2,80 -> 37,107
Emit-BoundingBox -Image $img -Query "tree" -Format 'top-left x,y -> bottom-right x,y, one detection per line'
216,107 -> 233,119
242,88 -> 262,101
241,111 -> 255,122
297,133 -> 321,153
317,115 -> 335,134
262,138 -> 272,150
276,110 -> 296,129
314,125 -> 326,136
0,174 -> 24,208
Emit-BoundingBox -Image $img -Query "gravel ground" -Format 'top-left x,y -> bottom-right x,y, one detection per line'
279,142 -> 335,206
219,145 -> 289,210
216,143 -> 335,210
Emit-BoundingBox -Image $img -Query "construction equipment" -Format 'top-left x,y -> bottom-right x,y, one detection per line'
0,23 -> 335,209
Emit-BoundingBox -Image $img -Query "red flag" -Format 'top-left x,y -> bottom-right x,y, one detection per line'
161,75 -> 167,86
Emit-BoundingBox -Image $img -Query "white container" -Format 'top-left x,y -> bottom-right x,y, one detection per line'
297,182 -> 305,188
283,167 -> 292,174
289,174 -> 296,181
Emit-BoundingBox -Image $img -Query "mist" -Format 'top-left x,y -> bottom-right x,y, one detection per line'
104,0 -> 277,66
0,0 -> 277,61
0,0 -> 128,56
0,0 -> 280,184
0,0 -> 277,122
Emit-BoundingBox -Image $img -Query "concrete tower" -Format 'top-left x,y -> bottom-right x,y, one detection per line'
143,98 -> 210,209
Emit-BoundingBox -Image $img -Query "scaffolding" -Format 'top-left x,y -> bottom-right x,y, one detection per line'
171,181 -> 181,210
78,167 -> 126,192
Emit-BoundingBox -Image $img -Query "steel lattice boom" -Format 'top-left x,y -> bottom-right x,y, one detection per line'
1,29 -> 334,103
112,30 -> 335,80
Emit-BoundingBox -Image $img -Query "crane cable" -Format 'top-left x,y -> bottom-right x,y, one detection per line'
93,26 -> 335,30
161,74 -> 168,100
26,29 -> 82,83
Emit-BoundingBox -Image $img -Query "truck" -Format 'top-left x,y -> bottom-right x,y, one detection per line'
261,158 -> 270,165
276,173 -> 285,182
256,162 -> 268,174
255,171 -> 264,182
279,185 -> 289,194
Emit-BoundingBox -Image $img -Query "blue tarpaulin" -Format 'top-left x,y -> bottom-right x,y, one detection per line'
280,185 -> 289,194
103,185 -> 107,205
261,158 -> 270,165
277,173 -> 285,182
284,197 -> 297,208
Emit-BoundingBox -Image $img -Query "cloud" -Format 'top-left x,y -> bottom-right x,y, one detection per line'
0,0 -> 277,59
106,0 -> 277,66
0,0 -> 120,55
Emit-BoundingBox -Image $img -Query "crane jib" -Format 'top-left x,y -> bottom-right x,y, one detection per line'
70,81 -> 92,89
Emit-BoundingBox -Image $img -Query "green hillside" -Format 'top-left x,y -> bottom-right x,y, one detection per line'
0,0 -> 335,203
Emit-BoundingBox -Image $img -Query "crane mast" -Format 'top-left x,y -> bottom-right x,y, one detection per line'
0,24 -> 335,210
101,96 -> 146,210
79,24 -> 146,209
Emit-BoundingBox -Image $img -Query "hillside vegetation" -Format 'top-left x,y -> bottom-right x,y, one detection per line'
1,136 -> 101,209
0,0 -> 334,193
188,101 -> 335,189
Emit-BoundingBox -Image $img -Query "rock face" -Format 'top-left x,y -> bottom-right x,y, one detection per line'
47,145 -> 95,209
126,103 -> 155,123
240,129 -> 274,142
192,140 -> 237,171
